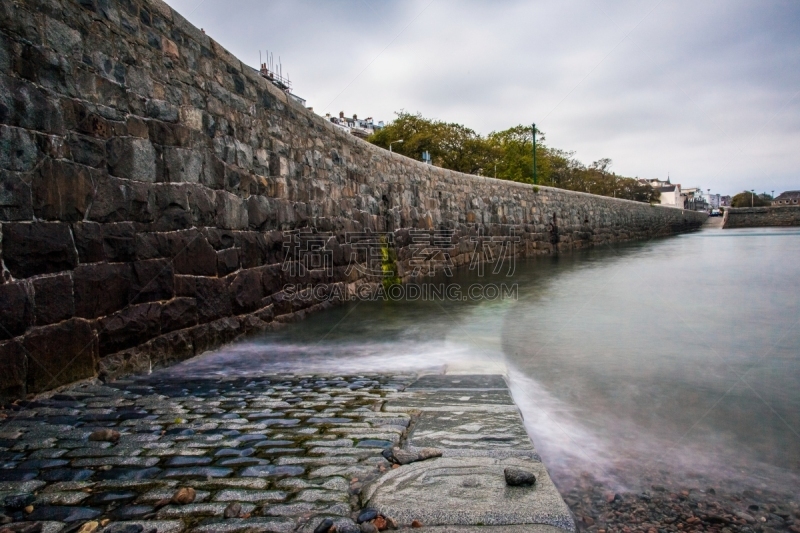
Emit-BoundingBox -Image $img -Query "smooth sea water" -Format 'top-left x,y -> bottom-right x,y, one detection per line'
164,225 -> 800,493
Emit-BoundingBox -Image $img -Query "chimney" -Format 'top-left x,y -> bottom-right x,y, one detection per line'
353,114 -> 357,120
339,111 -> 344,119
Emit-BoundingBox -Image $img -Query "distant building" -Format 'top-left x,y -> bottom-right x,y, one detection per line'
720,195 -> 732,207
644,178 -> 684,208
325,112 -> 384,139
682,188 -> 708,211
772,190 -> 800,206
707,194 -> 721,208
657,184 -> 683,208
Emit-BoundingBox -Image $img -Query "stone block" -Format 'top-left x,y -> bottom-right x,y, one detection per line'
0,170 -> 33,221
187,184 -> 217,227
88,174 -> 156,223
0,124 -> 40,171
0,73 -> 65,134
24,318 -> 98,394
153,183 -> 192,230
149,328 -> 195,367
107,137 -> 156,182
171,231 -> 217,276
145,99 -> 179,122
202,228 -> 236,250
134,230 -> 216,276
73,262 -> 132,319
31,159 -> 95,221
216,248 -> 239,275
101,222 -> 137,262
130,259 -> 174,304
32,273 -> 74,326
72,221 -> 105,263
237,232 -> 268,269
0,339 -> 26,402
162,147 -> 202,183
0,281 -> 33,340
247,195 -> 272,230
215,190 -> 247,230
1,222 -> 78,278
147,119 -> 192,147
194,276 -> 231,323
191,317 -> 240,354
230,268 -> 264,314
99,302 -> 162,356
161,297 -> 198,333
67,133 -> 106,168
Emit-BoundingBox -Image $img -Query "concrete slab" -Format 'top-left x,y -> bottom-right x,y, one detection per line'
409,407 -> 534,453
387,389 -> 517,408
363,457 -> 575,531
409,374 -> 508,390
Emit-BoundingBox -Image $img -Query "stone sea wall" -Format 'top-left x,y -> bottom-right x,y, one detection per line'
722,206 -> 800,228
0,0 -> 706,401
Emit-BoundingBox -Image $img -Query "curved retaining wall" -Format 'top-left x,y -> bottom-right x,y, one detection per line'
723,206 -> 800,228
0,0 -> 706,401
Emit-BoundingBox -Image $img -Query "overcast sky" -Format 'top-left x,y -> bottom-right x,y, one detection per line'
163,0 -> 800,196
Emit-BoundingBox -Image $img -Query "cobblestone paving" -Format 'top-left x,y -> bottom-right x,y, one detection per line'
0,374 -> 416,533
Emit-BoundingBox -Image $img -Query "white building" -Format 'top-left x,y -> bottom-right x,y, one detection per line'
325,112 -> 384,139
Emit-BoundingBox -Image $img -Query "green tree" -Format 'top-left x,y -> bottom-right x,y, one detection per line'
368,111 -> 660,204
731,191 -> 770,207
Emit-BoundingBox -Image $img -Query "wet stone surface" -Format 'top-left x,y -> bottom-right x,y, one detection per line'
0,374 -> 414,532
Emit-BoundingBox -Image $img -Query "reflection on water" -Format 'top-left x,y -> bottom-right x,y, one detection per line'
164,226 -> 800,492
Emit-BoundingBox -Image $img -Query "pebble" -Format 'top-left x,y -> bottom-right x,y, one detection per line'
411,519 -> 423,528
504,467 -> 536,487
357,509 -> 378,523
223,501 -> 242,518
360,522 -> 378,533
170,486 -> 196,505
314,517 -> 334,533
89,429 -> 121,443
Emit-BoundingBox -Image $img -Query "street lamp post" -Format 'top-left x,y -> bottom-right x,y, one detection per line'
532,123 -> 537,185
751,189 -> 755,208
389,139 -> 404,153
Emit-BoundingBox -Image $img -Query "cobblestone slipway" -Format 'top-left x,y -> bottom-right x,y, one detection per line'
0,372 -> 574,532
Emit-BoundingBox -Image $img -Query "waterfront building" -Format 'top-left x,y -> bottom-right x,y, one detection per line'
772,191 -> 800,206
325,112 -> 384,138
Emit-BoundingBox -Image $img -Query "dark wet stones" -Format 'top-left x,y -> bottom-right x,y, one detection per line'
105,525 -> 145,533
16,459 -> 69,469
357,508 -> 378,523
314,517 -> 334,533
39,468 -> 94,481
165,456 -> 212,467
307,417 -> 353,424
359,522 -> 378,533
214,447 -> 254,457
504,467 -> 537,487
0,470 -> 38,481
223,501 -> 242,518
111,505 -> 154,519
162,467 -> 233,479
216,457 -> 268,467
87,490 -> 138,505
27,505 -> 101,522
357,440 -> 394,448
95,467 -> 162,480
240,465 -> 304,477
3,493 -> 35,509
